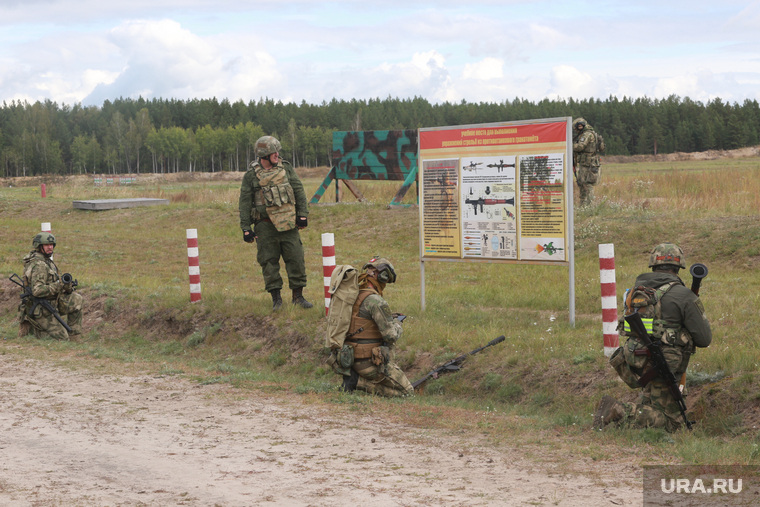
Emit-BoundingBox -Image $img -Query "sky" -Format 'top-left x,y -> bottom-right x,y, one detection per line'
1,0 -> 759,108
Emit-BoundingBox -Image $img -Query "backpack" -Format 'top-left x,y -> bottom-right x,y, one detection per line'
618,281 -> 678,375
595,131 -> 606,154
325,265 -> 360,350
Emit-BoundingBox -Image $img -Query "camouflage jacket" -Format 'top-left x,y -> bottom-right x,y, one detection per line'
632,272 -> 712,348
573,128 -> 600,167
356,293 -> 402,347
238,159 -> 308,231
22,250 -> 62,300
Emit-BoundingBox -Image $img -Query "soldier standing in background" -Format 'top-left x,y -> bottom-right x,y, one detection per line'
19,232 -> 83,340
572,117 -> 603,206
239,135 -> 313,311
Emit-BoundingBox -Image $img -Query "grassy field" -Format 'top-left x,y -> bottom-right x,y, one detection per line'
1,156 -> 759,467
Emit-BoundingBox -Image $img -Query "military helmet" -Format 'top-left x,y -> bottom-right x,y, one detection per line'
573,117 -> 587,131
254,136 -> 282,158
363,256 -> 397,284
648,243 -> 686,269
33,232 -> 56,249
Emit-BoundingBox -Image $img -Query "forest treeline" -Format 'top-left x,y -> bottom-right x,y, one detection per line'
1,95 -> 759,177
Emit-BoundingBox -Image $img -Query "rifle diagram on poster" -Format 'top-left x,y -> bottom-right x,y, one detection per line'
460,156 -> 517,259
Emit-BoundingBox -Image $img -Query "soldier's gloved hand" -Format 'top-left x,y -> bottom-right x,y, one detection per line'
51,280 -> 64,295
296,216 -> 307,229
243,230 -> 257,243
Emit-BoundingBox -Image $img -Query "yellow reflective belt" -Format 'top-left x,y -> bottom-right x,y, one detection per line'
624,317 -> 654,334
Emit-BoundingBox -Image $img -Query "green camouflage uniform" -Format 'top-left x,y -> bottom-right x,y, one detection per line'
573,123 -> 601,206
239,159 -> 309,292
20,251 -> 83,340
352,292 -> 414,397
618,272 -> 712,432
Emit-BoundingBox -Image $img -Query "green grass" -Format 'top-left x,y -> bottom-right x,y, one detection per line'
1,160 -> 759,466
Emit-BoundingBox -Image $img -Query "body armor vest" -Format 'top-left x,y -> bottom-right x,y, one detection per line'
252,163 -> 296,232
345,288 -> 383,359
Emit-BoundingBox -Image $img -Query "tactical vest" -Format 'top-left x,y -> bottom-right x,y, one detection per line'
345,288 -> 383,359
575,130 -> 600,167
252,163 -> 296,232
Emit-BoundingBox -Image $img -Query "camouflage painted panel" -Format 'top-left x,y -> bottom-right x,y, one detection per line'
333,130 -> 418,181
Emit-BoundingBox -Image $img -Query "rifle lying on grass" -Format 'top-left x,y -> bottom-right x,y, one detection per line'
624,311 -> 693,430
412,335 -> 505,390
9,273 -> 72,333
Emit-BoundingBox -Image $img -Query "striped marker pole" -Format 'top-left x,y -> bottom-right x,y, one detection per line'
322,233 -> 336,315
186,229 -> 201,303
41,222 -> 51,232
599,243 -> 619,356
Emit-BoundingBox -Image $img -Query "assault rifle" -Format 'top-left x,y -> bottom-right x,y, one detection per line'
9,273 -> 72,333
412,335 -> 505,390
624,311 -> 693,430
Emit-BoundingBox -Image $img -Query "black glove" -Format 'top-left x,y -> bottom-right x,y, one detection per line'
296,216 -> 307,229
243,230 -> 257,243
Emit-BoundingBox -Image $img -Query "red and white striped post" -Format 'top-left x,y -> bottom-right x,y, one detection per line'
186,229 -> 201,302
321,232 -> 336,315
41,222 -> 51,233
599,243 -> 619,356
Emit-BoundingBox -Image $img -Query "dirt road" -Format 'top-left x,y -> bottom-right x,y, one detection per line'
0,353 -> 641,506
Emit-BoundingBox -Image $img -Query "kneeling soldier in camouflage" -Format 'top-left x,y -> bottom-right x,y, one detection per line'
19,232 -> 83,340
342,257 -> 414,397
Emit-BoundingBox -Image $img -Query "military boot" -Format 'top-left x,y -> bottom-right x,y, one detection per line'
292,287 -> 313,309
593,395 -> 625,429
270,289 -> 283,311
341,369 -> 359,393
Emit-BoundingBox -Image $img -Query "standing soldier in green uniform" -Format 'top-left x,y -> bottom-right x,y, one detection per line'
572,117 -> 603,206
239,135 -> 313,311
594,243 -> 712,432
19,232 -> 83,340
341,257 -> 414,397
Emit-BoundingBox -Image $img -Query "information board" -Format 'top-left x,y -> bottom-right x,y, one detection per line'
419,118 -> 571,265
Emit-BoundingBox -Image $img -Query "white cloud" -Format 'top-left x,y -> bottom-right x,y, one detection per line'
462,58 -> 504,81
83,19 -> 282,105
548,65 -> 596,99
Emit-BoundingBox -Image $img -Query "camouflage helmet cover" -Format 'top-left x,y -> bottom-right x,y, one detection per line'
33,232 -> 56,249
648,243 -> 686,269
255,136 -> 282,158
573,117 -> 587,130
363,256 -> 397,284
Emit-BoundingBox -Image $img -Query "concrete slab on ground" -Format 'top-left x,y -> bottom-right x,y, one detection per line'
72,198 -> 170,210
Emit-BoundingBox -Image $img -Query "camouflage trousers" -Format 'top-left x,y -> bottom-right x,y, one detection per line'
620,378 -> 684,432
253,220 -> 307,293
576,163 -> 600,206
21,292 -> 84,341
353,358 -> 414,398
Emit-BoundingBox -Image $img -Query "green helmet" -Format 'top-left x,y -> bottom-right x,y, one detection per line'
32,232 -> 56,249
363,256 -> 397,284
649,243 -> 686,269
255,136 -> 282,158
573,117 -> 587,131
